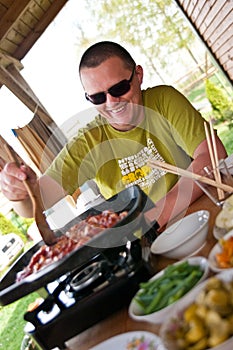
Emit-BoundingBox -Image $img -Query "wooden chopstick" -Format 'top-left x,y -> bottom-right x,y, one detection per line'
148,159 -> 233,193
204,120 -> 224,200
4,144 -> 21,167
4,143 -> 57,246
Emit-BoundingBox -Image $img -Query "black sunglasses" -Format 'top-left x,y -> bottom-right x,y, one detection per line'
85,66 -> 135,105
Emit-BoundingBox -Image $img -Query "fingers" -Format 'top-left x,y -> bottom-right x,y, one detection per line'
20,165 -> 37,184
0,162 -> 37,201
0,156 -> 6,170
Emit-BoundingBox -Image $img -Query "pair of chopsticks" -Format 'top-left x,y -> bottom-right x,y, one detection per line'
204,120 -> 224,200
147,159 -> 233,193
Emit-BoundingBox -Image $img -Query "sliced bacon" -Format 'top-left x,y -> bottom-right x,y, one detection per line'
16,210 -> 127,281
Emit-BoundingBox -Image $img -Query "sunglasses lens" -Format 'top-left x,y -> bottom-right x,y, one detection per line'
85,70 -> 133,105
85,92 -> 106,105
109,80 -> 130,97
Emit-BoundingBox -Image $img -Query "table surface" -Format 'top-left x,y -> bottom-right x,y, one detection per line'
65,194 -> 222,350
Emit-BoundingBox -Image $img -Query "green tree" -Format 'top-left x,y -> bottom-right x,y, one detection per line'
76,0 -> 204,83
205,79 -> 233,128
9,210 -> 34,235
0,212 -> 26,242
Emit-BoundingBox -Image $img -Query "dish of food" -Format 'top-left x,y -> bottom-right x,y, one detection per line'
16,209 -> 127,281
89,331 -> 166,350
160,271 -> 233,350
214,194 -> 233,239
208,229 -> 233,272
128,256 -> 209,324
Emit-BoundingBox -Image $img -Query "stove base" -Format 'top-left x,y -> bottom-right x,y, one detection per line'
24,262 -> 150,350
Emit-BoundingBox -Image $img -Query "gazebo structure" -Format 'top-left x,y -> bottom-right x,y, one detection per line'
0,0 -> 232,171
0,0 -> 69,172
174,0 -> 232,85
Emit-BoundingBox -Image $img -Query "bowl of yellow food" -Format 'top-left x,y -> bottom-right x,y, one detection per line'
160,271 -> 233,350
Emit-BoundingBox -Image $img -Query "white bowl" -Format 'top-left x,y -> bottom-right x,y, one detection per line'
208,229 -> 233,272
150,210 -> 209,259
160,270 -> 233,350
128,256 -> 209,324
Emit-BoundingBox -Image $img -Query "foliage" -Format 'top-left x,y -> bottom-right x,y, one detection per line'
0,212 -> 25,239
9,210 -> 34,236
218,126 -> 233,156
187,84 -> 206,103
0,210 -> 34,242
75,0 -> 203,84
205,79 -> 233,127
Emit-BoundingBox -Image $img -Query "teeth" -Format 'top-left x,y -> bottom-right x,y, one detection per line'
111,105 -> 125,113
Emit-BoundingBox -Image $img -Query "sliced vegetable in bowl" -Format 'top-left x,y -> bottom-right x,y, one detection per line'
208,229 -> 233,272
160,271 -> 233,350
128,256 -> 209,324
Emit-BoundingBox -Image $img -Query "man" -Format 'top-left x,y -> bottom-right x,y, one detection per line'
0,41 -> 227,228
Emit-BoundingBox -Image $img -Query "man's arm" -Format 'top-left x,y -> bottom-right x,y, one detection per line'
0,162 -> 67,218
145,137 -> 227,229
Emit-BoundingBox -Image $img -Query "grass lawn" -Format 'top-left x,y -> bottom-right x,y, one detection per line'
0,292 -> 40,350
0,241 -> 42,350
217,124 -> 233,155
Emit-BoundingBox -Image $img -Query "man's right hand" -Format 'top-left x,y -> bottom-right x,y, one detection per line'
0,161 -> 37,202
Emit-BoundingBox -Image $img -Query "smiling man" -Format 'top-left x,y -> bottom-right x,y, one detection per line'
81,56 -> 144,131
0,41 -> 227,228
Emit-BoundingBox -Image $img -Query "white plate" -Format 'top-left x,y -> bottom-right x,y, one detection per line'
160,270 -> 233,350
89,331 -> 166,350
208,229 -> 233,272
128,256 -> 209,324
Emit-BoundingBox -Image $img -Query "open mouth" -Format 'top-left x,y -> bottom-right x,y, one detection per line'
111,105 -> 126,114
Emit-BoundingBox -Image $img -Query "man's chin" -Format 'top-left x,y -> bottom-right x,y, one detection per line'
110,121 -> 135,131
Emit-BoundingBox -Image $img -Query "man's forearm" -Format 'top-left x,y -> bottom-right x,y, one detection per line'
150,175 -> 203,229
11,197 -> 34,218
146,139 -> 227,229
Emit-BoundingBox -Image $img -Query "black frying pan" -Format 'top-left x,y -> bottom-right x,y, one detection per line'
0,186 -> 155,305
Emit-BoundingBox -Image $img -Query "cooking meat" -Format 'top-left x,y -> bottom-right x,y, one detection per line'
16,210 -> 128,281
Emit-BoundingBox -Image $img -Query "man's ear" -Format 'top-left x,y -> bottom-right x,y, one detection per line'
135,65 -> 143,85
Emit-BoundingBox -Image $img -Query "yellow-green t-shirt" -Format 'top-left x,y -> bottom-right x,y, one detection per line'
46,86 -> 206,203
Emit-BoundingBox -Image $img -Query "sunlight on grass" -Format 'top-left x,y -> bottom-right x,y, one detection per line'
0,292 -> 40,349
0,302 -> 17,330
216,124 -> 233,155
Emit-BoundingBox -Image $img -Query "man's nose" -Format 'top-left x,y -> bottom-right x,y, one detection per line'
106,93 -> 120,103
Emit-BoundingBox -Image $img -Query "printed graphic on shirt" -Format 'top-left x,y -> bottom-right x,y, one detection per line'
118,138 -> 166,189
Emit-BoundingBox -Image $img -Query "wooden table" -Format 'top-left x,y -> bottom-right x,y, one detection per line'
65,194 -> 221,350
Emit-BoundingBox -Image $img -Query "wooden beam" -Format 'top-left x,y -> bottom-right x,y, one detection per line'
6,63 -> 49,113
0,63 -> 53,125
0,0 -> 33,41
13,0 -> 69,60
0,50 -> 24,70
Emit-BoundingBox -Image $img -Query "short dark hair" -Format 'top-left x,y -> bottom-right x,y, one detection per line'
79,41 -> 136,73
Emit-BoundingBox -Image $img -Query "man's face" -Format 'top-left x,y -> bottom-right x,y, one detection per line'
80,57 -> 144,131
